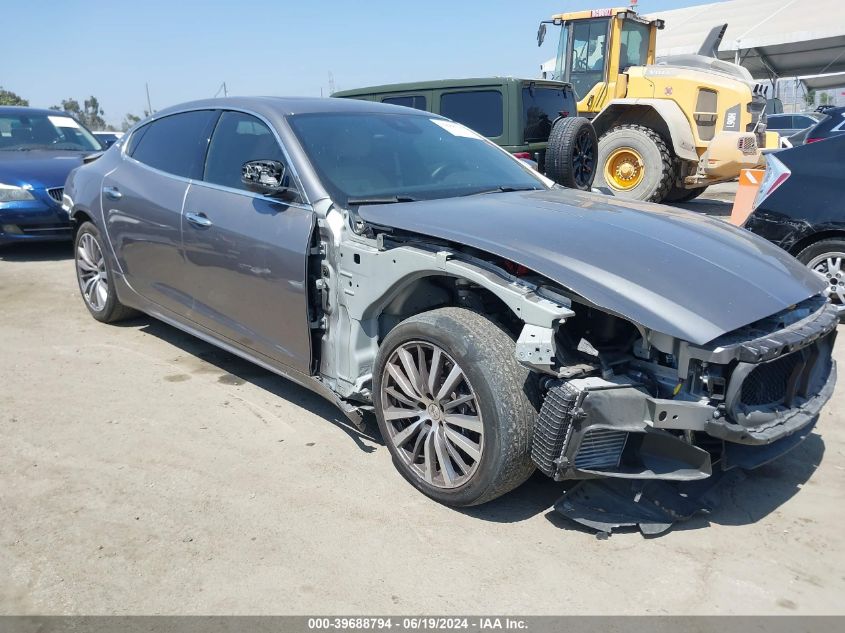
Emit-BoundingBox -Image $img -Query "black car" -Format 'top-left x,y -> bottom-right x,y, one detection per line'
805,106 -> 845,143
744,134 -> 845,304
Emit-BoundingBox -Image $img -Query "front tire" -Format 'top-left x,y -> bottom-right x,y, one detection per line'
74,221 -> 136,323
796,238 -> 845,305
595,124 -> 674,202
373,308 -> 538,507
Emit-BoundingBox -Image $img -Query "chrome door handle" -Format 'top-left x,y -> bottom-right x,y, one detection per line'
186,212 -> 213,228
103,186 -> 122,200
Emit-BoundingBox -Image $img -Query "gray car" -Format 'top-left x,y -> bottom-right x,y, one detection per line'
64,97 -> 836,524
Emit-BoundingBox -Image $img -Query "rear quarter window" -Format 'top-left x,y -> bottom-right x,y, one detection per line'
439,90 -> 503,138
129,110 -> 218,179
382,95 -> 428,111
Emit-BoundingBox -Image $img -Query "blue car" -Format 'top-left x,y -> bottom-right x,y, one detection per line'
0,107 -> 103,246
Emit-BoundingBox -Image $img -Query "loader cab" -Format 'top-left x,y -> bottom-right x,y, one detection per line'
540,9 -> 661,114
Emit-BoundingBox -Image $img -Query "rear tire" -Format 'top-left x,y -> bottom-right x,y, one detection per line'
373,307 -> 538,507
74,221 -> 137,323
595,124 -> 674,202
545,117 -> 597,191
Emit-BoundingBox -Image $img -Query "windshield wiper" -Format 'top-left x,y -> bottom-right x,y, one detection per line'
346,195 -> 417,205
464,186 -> 542,196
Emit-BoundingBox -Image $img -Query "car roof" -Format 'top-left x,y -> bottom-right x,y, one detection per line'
332,77 -> 569,97
152,96 -> 432,120
0,106 -> 72,117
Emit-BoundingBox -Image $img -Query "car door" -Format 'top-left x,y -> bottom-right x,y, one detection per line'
102,110 -> 218,315
180,110 -> 315,373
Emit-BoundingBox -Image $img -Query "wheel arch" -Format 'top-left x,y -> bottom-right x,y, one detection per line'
790,229 -> 845,258
592,99 -> 698,163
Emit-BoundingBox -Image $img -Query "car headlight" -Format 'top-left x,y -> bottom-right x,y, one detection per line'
0,183 -> 36,202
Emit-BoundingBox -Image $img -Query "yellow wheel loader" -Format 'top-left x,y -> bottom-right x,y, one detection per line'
537,7 -> 779,203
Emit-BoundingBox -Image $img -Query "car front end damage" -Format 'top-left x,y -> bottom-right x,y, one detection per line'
518,294 -> 837,534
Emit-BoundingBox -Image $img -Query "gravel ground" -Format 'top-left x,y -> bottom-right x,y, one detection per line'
1,189 -> 844,614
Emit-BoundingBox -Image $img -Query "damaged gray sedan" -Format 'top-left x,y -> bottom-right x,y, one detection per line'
64,97 -> 836,525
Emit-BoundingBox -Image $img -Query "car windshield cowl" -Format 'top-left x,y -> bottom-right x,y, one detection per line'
346,195 -> 418,206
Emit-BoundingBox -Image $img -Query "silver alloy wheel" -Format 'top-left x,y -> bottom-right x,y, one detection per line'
380,341 -> 484,489
807,252 -> 845,304
76,232 -> 109,311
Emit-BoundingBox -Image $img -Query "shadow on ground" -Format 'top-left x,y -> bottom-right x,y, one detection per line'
120,315 -> 382,454
676,196 -> 734,217
0,241 -> 72,262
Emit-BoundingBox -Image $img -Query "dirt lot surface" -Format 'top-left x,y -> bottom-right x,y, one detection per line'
2,189 -> 844,615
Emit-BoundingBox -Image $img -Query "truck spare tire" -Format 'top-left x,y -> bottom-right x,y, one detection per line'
545,116 -> 597,191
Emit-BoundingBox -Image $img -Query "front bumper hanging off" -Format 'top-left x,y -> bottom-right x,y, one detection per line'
533,301 -> 838,535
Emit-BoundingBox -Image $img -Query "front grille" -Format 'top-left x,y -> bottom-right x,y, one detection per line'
738,136 -> 758,155
574,428 -> 628,470
531,381 -> 579,477
47,187 -> 64,203
740,352 -> 804,406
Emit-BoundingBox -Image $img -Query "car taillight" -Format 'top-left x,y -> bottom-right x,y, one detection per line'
806,137 -> 823,144
753,154 -> 791,210
512,152 -> 532,159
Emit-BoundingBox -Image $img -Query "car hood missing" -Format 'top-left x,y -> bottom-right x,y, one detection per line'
358,188 -> 825,345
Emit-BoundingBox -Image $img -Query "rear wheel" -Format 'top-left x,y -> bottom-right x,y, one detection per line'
545,117 -> 597,191
796,239 -> 845,304
595,124 -> 674,202
74,221 -> 136,323
373,307 -> 538,507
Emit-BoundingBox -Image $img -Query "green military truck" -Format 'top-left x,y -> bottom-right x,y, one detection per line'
332,77 -> 597,190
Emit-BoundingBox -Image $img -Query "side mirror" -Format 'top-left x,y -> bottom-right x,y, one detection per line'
537,23 -> 547,47
241,160 -> 292,198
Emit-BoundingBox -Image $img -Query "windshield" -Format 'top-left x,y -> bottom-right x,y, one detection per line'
567,18 -> 609,99
0,112 -> 102,151
288,112 -> 547,206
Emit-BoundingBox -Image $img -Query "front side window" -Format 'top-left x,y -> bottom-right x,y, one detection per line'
619,19 -> 650,70
204,111 -> 287,191
766,116 -> 791,130
439,91 -> 503,138
287,112 -> 545,206
0,112 -> 101,151
130,110 -> 217,179
382,95 -> 427,111
569,18 -> 609,99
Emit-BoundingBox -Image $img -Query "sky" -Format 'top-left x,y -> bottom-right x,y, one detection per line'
1,0 -> 708,127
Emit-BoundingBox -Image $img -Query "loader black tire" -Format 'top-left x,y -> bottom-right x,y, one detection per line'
595,124 -> 674,202
665,185 -> 708,203
545,116 -> 597,191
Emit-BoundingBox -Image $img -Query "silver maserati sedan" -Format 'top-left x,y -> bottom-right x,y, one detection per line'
63,97 -> 836,530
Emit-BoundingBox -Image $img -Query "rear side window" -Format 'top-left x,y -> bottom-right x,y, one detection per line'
766,116 -> 792,130
382,95 -> 427,110
130,110 -> 217,178
522,86 -> 574,143
204,111 -> 287,191
439,90 -> 503,138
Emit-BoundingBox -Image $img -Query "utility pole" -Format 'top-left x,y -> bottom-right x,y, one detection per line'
145,82 -> 153,115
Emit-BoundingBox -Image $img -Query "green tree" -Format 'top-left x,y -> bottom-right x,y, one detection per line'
121,112 -> 142,132
50,96 -> 107,130
0,86 -> 29,106
804,88 -> 816,107
819,92 -> 832,106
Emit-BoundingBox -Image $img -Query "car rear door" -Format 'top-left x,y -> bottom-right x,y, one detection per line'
102,110 -> 218,315
180,110 -> 315,373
